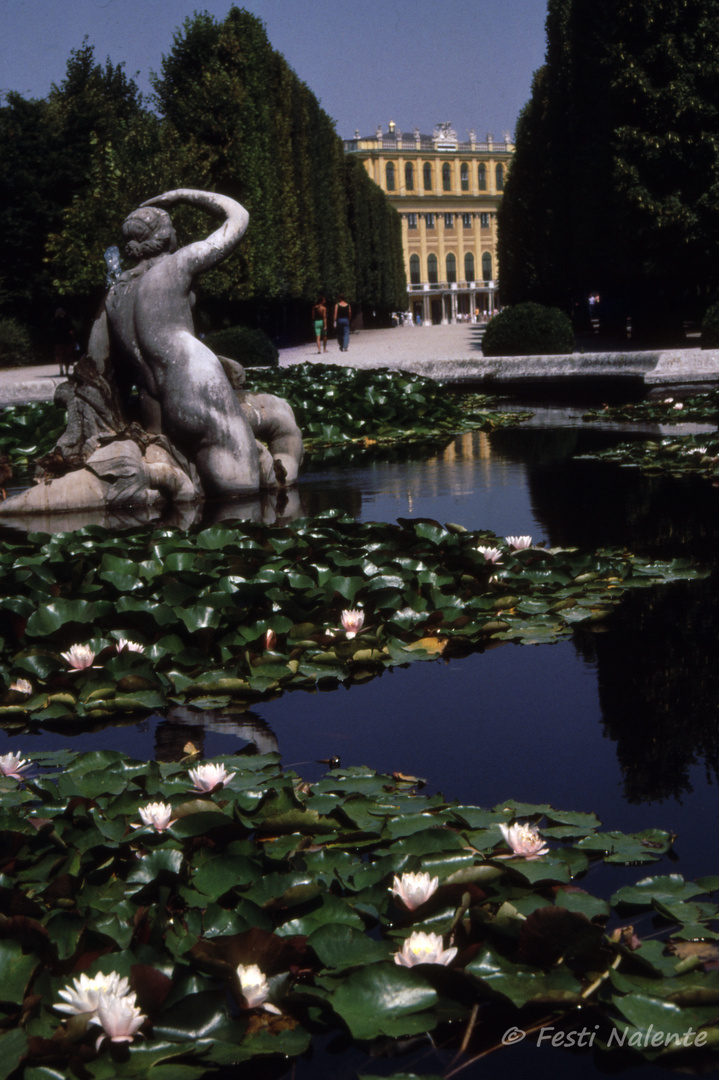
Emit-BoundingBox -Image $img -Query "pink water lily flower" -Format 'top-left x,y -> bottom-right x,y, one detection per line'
137,802 -> 176,832
499,821 -> 549,860
61,644 -> 96,670
673,402 -> 684,410
265,628 -> 277,651
476,545 -> 503,563
8,679 -> 32,695
188,762 -> 236,792
505,535 -> 533,550
394,930 -> 457,968
0,752 -> 31,781
390,871 -> 439,910
340,609 -> 365,638
90,991 -> 146,1048
55,971 -> 132,1016
236,964 -> 282,1014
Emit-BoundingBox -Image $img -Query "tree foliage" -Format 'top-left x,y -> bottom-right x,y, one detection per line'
0,10 -> 405,344
499,0 -> 719,340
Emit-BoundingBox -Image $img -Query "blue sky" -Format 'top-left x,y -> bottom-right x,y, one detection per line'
0,0 -> 547,140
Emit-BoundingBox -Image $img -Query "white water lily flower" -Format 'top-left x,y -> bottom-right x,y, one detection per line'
476,545 -> 503,563
390,871 -> 439,911
0,751 -> 31,781
394,930 -> 457,968
8,679 -> 32,695
237,964 -> 282,1014
499,821 -> 549,860
188,762 -> 236,792
340,609 -> 364,638
61,643 -> 96,670
90,991 -> 146,1048
673,402 -> 684,410
505,535 -> 533,550
115,639 -> 145,653
55,971 -> 132,1016
137,801 -> 176,831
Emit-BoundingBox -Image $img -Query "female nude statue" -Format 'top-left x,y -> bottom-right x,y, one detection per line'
89,189 -> 261,497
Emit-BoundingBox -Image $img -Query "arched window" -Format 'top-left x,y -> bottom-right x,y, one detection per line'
482,252 -> 493,281
428,253 -> 438,284
409,253 -> 421,285
495,163 -> 504,191
385,162 -> 395,191
405,161 -> 414,190
478,163 -> 487,190
442,162 -> 451,191
460,162 -> 469,191
464,252 -> 475,282
446,253 -> 457,283
423,162 -> 432,190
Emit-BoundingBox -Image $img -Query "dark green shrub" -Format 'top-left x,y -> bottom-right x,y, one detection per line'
481,302 -> 574,356
203,325 -> 279,368
700,301 -> 719,349
0,318 -> 34,368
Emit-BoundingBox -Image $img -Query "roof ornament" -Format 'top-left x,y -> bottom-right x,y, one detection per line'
432,122 -> 458,146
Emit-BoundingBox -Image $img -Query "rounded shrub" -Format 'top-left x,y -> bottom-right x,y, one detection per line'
0,318 -> 34,368
203,325 -> 279,368
481,302 -> 575,357
700,301 -> 719,349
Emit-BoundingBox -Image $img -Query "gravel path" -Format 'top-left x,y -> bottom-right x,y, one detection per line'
0,323 -> 716,406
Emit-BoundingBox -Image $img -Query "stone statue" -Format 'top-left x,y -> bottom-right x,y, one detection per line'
0,189 -> 303,519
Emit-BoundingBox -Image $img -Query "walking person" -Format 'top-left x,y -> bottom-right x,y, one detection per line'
312,296 -> 328,353
334,294 -> 351,352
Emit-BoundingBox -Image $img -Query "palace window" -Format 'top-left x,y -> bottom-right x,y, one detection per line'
482,252 -> 493,281
410,254 -> 421,285
465,252 -> 475,281
479,212 -> 489,228
442,162 -> 451,191
478,163 -> 487,190
407,212 -> 417,229
425,213 -> 435,229
423,162 -> 432,190
446,253 -> 457,283
444,213 -> 454,228
405,161 -> 414,190
386,162 -> 395,191
460,162 -> 469,191
462,213 -> 472,228
495,163 -> 504,190
428,253 -> 438,284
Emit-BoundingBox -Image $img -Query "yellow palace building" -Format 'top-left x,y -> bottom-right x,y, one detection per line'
343,122 -> 513,325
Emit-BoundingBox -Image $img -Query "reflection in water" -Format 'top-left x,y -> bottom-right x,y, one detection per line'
155,705 -> 279,761
0,485 -> 311,535
585,574 -> 719,804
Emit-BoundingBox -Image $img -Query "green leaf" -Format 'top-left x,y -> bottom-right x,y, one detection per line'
0,1028 -> 29,1080
0,940 -> 38,1004
308,923 -> 394,970
318,964 -> 437,1040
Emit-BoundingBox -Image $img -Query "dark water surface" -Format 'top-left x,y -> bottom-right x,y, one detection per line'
7,407 -> 719,1079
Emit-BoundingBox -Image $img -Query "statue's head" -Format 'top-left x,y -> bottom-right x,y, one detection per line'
122,207 -> 178,260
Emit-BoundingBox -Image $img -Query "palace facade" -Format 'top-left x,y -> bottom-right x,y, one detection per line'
343,122 -> 513,324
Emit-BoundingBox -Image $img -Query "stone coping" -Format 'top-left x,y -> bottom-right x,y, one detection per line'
0,339 -> 718,409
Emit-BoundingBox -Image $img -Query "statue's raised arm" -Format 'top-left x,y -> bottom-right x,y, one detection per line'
138,188 -> 249,277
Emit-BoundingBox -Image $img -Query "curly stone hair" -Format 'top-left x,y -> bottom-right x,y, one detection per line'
122,207 -> 178,260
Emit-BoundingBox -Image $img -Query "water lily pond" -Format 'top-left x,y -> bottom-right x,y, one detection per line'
0,385 -> 718,1080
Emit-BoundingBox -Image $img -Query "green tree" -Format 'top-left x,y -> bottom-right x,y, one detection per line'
499,0 -> 719,342
0,42 -> 150,335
